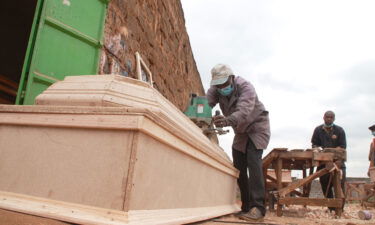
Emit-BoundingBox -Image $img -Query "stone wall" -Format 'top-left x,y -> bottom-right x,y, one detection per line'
100,0 -> 204,111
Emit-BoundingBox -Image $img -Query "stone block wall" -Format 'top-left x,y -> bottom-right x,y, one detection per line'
100,0 -> 204,111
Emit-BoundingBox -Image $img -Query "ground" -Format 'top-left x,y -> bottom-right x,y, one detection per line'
191,203 -> 375,225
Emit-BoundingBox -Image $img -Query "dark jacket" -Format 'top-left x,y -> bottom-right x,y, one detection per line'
206,76 -> 270,152
311,124 -> 347,149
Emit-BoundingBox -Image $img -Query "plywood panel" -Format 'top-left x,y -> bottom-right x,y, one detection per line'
128,133 -> 237,210
0,209 -> 72,225
0,125 -> 133,210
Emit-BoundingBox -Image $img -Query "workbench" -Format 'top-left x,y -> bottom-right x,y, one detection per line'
362,166 -> 375,207
263,148 -> 345,217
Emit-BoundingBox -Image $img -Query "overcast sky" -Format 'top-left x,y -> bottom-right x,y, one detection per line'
181,0 -> 375,177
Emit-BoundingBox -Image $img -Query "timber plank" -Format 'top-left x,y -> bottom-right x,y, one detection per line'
263,152 -> 277,169
0,209 -> 72,225
0,191 -> 128,225
276,158 -> 283,217
279,151 -> 313,160
0,83 -> 17,96
0,75 -> 18,89
332,171 -> 344,216
313,152 -> 334,161
279,197 -> 343,207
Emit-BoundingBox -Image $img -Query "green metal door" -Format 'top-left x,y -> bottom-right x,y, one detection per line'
16,0 -> 108,105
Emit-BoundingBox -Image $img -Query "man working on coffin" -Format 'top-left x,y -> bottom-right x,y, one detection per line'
206,64 -> 270,222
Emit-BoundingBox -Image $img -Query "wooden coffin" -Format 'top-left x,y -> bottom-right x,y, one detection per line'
0,75 -> 239,225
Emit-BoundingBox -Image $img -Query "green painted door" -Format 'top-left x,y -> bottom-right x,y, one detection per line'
16,0 -> 108,105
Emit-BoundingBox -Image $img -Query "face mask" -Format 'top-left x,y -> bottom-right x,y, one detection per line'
218,84 -> 233,96
372,131 -> 375,136
324,123 -> 334,128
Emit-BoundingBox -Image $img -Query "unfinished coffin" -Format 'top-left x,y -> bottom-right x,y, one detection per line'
0,75 -> 239,225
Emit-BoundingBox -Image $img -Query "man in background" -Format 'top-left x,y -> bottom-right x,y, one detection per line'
311,111 -> 346,208
368,124 -> 375,176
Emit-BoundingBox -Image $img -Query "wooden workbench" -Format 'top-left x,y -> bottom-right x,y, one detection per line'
362,167 -> 375,207
263,148 -> 345,217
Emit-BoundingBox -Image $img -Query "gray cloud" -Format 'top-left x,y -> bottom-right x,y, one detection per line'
341,60 -> 375,95
256,72 -> 315,93
183,1 -> 278,90
323,61 -> 375,138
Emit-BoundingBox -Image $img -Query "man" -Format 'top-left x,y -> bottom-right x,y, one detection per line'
368,124 -> 375,175
206,64 -> 270,222
311,111 -> 346,205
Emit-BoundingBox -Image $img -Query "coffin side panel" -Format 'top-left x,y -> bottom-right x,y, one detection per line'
0,125 -> 133,210
128,133 -> 237,210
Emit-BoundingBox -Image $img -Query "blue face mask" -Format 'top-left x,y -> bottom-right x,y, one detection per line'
218,84 -> 234,96
372,131 -> 375,136
324,123 -> 334,128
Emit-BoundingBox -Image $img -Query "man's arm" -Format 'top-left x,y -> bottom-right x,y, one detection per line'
369,143 -> 375,178
370,143 -> 375,166
226,79 -> 256,127
206,86 -> 219,108
311,127 -> 321,148
369,143 -> 373,161
338,128 -> 347,149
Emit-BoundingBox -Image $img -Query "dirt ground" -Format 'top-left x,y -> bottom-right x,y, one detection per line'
1,203 -> 374,225
192,203 -> 375,225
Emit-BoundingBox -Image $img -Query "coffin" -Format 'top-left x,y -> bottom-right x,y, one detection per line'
0,75 -> 239,224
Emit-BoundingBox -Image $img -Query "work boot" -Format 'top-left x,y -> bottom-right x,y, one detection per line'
233,210 -> 248,217
239,207 -> 264,222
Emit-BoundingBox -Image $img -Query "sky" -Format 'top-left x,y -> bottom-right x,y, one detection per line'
181,0 -> 375,178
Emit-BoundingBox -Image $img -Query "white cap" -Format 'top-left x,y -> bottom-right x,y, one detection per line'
210,64 -> 234,86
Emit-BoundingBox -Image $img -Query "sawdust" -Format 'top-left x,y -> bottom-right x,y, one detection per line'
192,203 -> 375,225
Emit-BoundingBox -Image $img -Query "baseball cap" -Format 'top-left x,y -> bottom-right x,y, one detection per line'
210,64 -> 234,86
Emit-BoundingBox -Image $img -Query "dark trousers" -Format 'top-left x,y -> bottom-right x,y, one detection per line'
317,164 -> 346,199
232,139 -> 265,215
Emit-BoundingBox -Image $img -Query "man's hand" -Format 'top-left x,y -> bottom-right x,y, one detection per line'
213,115 -> 229,127
335,147 -> 345,151
335,160 -> 343,168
